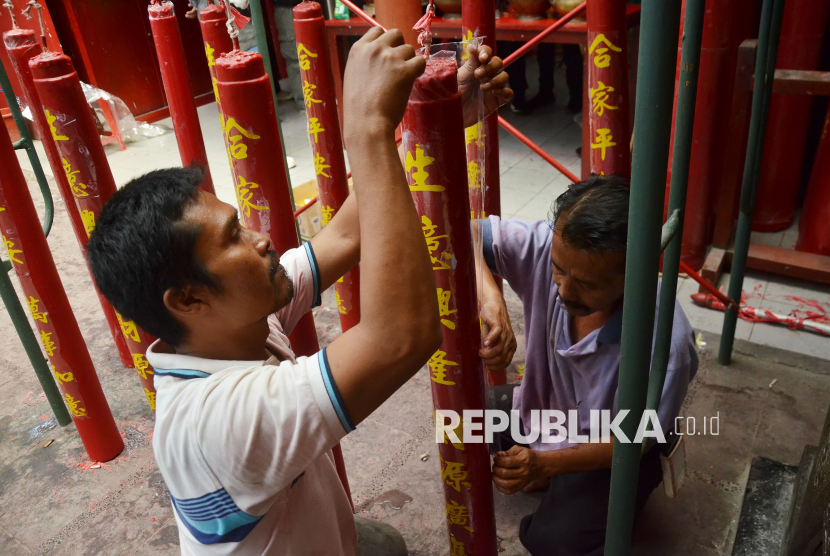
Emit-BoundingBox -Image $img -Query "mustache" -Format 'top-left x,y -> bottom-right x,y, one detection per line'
268,250 -> 281,278
557,292 -> 590,313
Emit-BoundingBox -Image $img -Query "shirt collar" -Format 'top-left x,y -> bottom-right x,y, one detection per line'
146,339 -> 268,377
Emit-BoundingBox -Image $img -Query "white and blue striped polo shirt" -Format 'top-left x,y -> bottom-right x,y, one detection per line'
146,245 -> 358,555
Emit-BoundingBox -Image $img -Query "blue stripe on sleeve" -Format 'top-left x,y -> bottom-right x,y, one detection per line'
304,242 -> 322,308
479,218 -> 498,275
317,349 -> 355,433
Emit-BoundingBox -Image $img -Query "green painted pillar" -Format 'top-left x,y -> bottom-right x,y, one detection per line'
604,0 -> 681,554
719,0 -> 786,365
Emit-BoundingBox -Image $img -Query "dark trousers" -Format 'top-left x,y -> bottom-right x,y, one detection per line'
497,42 -> 583,106
492,385 -> 663,556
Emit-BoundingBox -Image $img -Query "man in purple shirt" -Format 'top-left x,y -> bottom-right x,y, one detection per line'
476,175 -> 698,555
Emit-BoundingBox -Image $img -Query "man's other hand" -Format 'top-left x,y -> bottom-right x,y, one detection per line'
493,445 -> 543,495
342,27 -> 426,144
185,3 -> 198,19
479,296 -> 516,371
459,44 -> 513,128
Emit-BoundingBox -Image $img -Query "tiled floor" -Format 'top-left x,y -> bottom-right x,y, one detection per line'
14,61 -> 829,362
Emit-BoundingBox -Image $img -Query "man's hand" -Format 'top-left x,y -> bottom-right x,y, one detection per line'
342,27 -> 426,144
492,445 -> 544,495
458,45 -> 513,128
185,3 -> 198,19
479,296 -> 516,371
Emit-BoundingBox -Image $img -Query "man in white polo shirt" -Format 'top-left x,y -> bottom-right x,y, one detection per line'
87,27 -> 513,555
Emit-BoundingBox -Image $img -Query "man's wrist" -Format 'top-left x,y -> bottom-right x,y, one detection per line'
344,118 -> 396,150
533,449 -> 559,479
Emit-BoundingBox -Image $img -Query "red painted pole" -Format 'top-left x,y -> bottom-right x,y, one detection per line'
586,0 -> 630,177
199,4 -> 234,131
29,52 -> 159,407
402,58 -> 497,556
148,1 -> 215,194
20,48 -> 134,370
754,0 -> 830,232
214,49 -> 353,508
373,0 -> 423,46
293,2 -> 360,330
797,107 -> 830,256
668,0 -> 736,270
0,123 -> 123,462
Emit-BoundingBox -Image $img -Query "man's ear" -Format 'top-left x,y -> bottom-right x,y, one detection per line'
163,284 -> 212,320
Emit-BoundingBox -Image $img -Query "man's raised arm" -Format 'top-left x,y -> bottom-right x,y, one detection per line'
325,28 -> 441,424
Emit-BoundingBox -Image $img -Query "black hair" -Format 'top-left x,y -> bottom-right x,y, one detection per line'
549,174 -> 629,255
87,167 -> 220,347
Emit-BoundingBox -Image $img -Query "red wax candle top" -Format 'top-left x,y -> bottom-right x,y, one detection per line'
148,1 -> 174,18
28,51 -> 74,80
216,50 -> 266,82
200,4 -> 227,22
2,28 -> 36,50
411,56 -> 458,102
293,1 -> 323,19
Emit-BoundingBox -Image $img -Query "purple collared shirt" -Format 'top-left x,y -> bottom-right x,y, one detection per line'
482,216 -> 698,452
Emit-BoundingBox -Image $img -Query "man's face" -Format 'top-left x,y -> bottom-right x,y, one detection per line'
184,192 -> 294,327
550,220 -> 625,317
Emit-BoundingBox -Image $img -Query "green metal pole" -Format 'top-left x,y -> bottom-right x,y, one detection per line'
0,58 -> 53,237
248,0 -> 301,228
646,0 -> 705,416
604,1 -> 681,554
0,262 -> 71,425
718,0 -> 785,365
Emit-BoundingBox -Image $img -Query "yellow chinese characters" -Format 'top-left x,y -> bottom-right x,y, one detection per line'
3,235 -> 23,265
27,296 -> 48,324
235,175 -> 269,218
429,349 -> 458,386
446,500 -> 474,532
588,34 -> 621,68
117,313 -> 141,343
308,118 -> 325,143
144,388 -> 156,411
437,288 -> 456,330
40,330 -> 56,357
406,145 -> 444,192
321,205 -> 335,227
65,393 -> 87,418
314,153 -> 331,178
45,109 -> 68,141
467,161 -> 481,190
591,128 -> 617,161
81,210 -> 96,237
133,353 -> 154,381
334,289 -> 347,314
225,118 -> 261,160
589,81 -> 618,117
450,537 -> 468,556
302,81 -> 322,108
422,215 -> 452,271
297,44 -> 318,70
465,122 -> 485,148
62,158 -> 88,198
460,30 -> 474,62
53,366 -> 74,385
205,42 -> 216,67
441,457 -> 471,492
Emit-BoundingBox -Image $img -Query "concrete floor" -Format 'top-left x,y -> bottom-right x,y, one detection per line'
3,57 -> 830,554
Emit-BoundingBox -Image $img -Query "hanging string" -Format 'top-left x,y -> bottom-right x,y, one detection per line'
222,0 -> 240,51
412,0 -> 435,58
23,0 -> 47,50
2,0 -> 19,29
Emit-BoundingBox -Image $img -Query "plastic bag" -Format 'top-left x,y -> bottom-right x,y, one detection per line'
412,40 -> 510,454
18,82 -> 168,144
